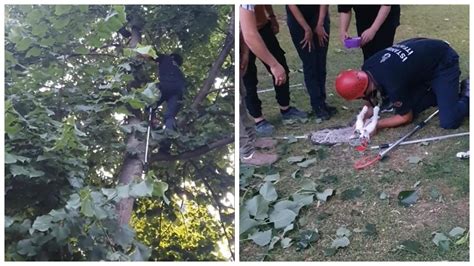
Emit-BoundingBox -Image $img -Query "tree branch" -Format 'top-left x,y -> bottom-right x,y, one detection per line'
150,136 -> 233,162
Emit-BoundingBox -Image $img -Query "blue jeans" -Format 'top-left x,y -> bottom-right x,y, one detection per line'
287,8 -> 330,110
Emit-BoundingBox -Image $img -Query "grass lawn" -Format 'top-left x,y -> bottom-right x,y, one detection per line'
239,5 -> 469,261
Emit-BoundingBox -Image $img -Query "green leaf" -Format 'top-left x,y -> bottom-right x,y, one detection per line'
17,239 -> 37,256
331,236 -> 350,249
113,225 -> 135,249
49,209 -> 67,222
130,242 -> 152,261
5,216 -> 16,228
263,172 -> 280,182
274,200 -> 302,214
16,37 -> 33,51
316,188 -> 334,202
51,224 -> 70,242
398,190 -> 419,207
239,216 -> 259,236
269,209 -> 297,229
66,194 -> 81,210
281,237 -> 292,249
259,181 -> 278,202
291,169 -> 303,179
31,215 -> 53,232
117,185 -> 130,199
152,180 -> 170,204
268,236 -> 280,250
455,231 -> 469,245
296,158 -> 317,168
141,83 -> 159,104
407,156 -> 422,164
341,187 -> 363,201
133,45 -> 157,59
292,194 -> 314,207
5,152 -> 31,164
80,197 -> 94,217
26,47 -> 42,58
398,240 -> 423,254
286,156 -> 305,164
130,180 -> 153,198
379,191 -> 389,200
449,227 -> 466,239
55,5 -> 72,16
9,165 -> 45,178
249,229 -> 272,246
432,232 -> 450,251
336,226 -> 352,237
245,195 -> 269,220
102,188 -> 118,201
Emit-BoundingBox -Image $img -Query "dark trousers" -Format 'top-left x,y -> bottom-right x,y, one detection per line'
413,47 -> 468,129
287,11 -> 330,110
159,81 -> 184,130
242,22 -> 290,118
357,25 -> 397,61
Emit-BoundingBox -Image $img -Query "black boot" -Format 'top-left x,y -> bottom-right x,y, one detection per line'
314,105 -> 331,120
460,78 -> 469,98
324,103 -> 338,115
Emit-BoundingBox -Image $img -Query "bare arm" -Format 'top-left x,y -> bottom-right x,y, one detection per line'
361,5 -> 392,46
240,6 -> 286,85
339,10 -> 352,43
287,5 -> 313,52
315,5 -> 329,47
377,111 -> 413,129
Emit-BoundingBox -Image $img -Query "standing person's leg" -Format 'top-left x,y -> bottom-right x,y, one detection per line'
242,51 -> 264,119
258,22 -> 307,120
287,10 -> 329,120
430,48 -> 469,129
240,82 -> 278,165
314,14 -> 336,115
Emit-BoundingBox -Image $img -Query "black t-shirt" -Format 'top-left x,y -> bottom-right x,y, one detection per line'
362,38 -> 451,115
338,5 -> 400,33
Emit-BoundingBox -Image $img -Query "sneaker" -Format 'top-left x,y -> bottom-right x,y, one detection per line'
460,78 -> 469,98
255,120 -> 274,137
281,106 -> 308,120
241,151 -> 278,166
380,99 -> 394,113
254,137 -> 277,149
313,106 -> 331,120
324,103 -> 338,115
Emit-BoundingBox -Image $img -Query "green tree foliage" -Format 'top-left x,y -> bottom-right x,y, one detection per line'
5,5 -> 234,261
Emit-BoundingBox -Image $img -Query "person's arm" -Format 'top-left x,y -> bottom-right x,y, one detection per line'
287,5 -> 313,52
360,5 -> 392,46
264,5 -> 279,34
315,5 -> 329,47
377,111 -> 413,129
240,6 -> 286,85
338,5 -> 352,44
239,31 -> 250,76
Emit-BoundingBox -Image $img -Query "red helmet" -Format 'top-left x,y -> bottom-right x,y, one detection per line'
335,69 -> 369,100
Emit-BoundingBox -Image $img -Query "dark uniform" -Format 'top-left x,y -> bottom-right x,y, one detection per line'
362,38 -> 469,129
156,54 -> 185,130
286,5 -> 331,114
338,5 -> 400,61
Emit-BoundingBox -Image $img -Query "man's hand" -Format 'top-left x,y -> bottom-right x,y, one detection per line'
340,31 -> 349,45
314,24 -> 329,47
270,63 -> 286,86
301,27 -> 313,52
360,27 -> 377,46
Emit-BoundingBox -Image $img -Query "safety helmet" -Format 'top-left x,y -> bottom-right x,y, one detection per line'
335,69 -> 369,100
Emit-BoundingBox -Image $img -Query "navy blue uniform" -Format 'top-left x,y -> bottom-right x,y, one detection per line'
286,5 -> 330,111
338,5 -> 400,61
156,54 -> 185,130
362,38 -> 469,129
